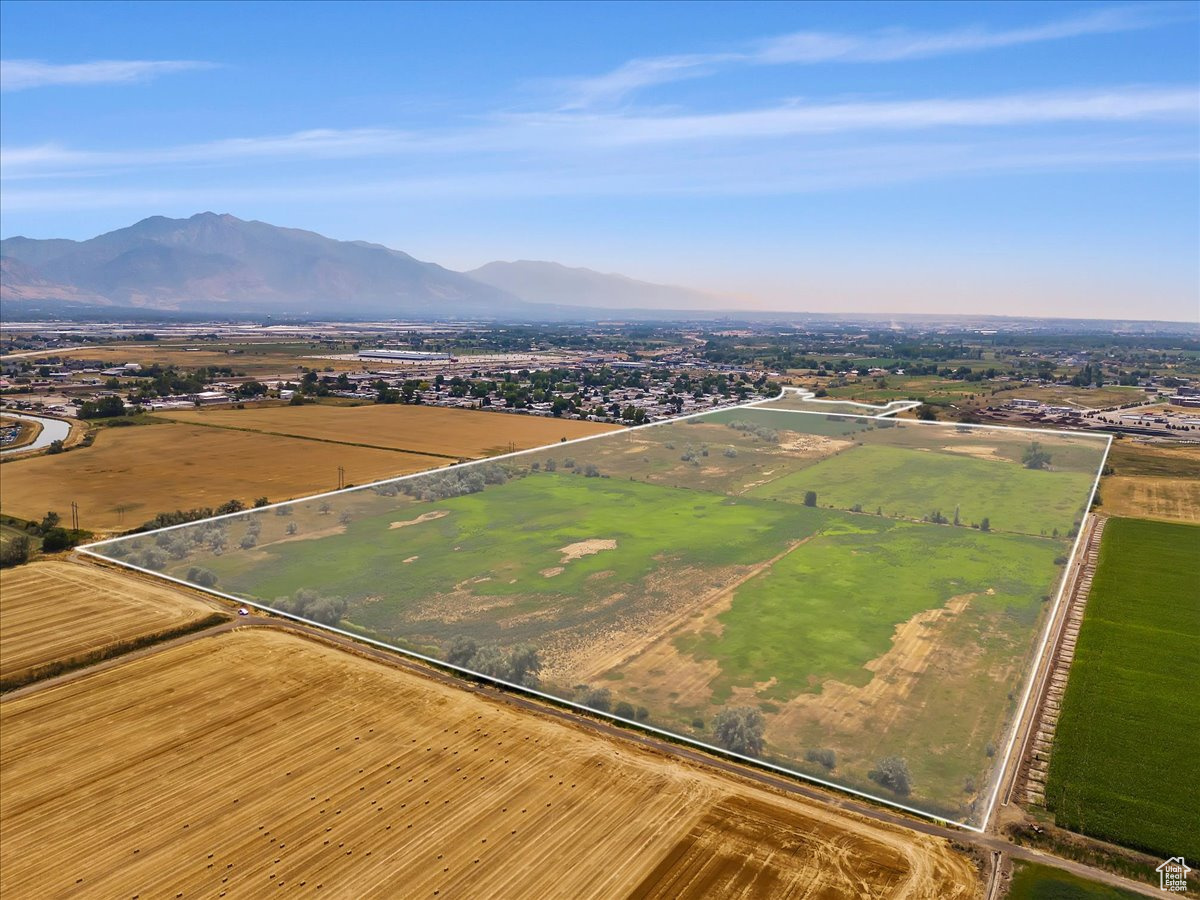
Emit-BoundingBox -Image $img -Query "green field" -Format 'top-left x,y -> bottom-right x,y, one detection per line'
201,474 -> 825,647
91,399 -> 1109,827
1045,517 -> 1200,860
1007,861 -> 1144,900
750,443 -> 1095,537
684,519 -> 1059,702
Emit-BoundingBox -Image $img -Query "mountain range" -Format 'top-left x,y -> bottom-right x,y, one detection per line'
0,213 -> 721,319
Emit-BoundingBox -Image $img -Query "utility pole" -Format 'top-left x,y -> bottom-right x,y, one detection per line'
337,466 -> 345,490
70,501 -> 79,532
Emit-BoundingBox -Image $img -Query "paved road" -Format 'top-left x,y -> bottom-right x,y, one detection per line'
5,608 -> 1164,898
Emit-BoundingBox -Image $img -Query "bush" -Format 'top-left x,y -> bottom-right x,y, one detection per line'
581,686 -> 611,712
713,706 -> 765,756
186,567 -> 218,588
0,535 -> 31,567
868,756 -> 912,796
805,747 -> 837,770
40,527 -> 75,552
614,701 -> 635,719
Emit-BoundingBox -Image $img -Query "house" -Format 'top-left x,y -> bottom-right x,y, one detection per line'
1157,857 -> 1190,893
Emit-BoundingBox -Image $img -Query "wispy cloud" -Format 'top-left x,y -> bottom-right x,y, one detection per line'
4,85 -> 1195,179
561,5 -> 1189,107
0,59 -> 215,91
533,87 -> 1200,147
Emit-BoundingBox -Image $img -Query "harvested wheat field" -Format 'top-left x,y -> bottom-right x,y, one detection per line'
1100,475 -> 1200,523
157,403 -> 620,459
0,422 -> 448,531
0,628 -> 978,899
0,560 -> 221,687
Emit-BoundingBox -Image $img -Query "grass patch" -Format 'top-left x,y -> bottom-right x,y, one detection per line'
749,443 -> 1094,537
684,520 -> 1059,702
1045,517 -> 1200,860
1008,860 -> 1143,900
205,473 -> 827,646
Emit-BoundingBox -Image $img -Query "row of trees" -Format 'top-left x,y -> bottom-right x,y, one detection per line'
445,638 -> 542,688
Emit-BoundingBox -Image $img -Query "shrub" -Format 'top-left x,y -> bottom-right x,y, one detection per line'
868,756 -> 912,796
805,747 -> 837,770
713,706 -> 765,755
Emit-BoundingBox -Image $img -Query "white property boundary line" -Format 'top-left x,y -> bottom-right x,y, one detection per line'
979,431 -> 1111,830
76,388 -> 1111,833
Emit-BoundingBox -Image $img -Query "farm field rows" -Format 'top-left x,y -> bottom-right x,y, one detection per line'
0,628 -> 980,899
0,560 -> 220,687
92,397 -> 1110,826
1044,517 -> 1200,861
0,421 -> 448,531
156,402 -> 620,459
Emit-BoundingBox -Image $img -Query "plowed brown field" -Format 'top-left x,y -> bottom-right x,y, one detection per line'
0,628 -> 979,899
0,560 -> 219,685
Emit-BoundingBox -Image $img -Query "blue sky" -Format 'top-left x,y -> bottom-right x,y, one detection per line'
1,0 -> 1197,321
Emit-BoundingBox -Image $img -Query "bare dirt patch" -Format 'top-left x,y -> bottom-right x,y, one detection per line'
389,509 -> 450,529
940,444 -> 1004,461
557,539 -> 617,562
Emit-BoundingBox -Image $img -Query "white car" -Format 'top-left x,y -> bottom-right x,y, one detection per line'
237,607 -> 250,616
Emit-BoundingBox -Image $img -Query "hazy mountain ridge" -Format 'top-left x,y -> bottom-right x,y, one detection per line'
466,260 -> 722,310
0,213 -> 526,317
1,213 -> 719,318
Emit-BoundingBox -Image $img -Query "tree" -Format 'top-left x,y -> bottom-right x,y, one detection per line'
803,490 -> 817,508
79,395 -> 126,419
868,756 -> 912,796
446,636 -> 478,666
0,535 -> 31,568
979,517 -> 991,532
46,439 -> 65,454
915,404 -> 939,421
713,706 -> 765,756
1022,441 -> 1052,470
41,527 -> 75,552
39,511 -> 61,532
186,567 -> 218,588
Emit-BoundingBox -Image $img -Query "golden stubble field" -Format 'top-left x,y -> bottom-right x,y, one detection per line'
0,422 -> 449,532
1101,438 -> 1200,523
158,403 -> 621,457
1099,476 -> 1200,523
0,628 -> 978,899
49,342 -> 357,377
0,560 -> 221,685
